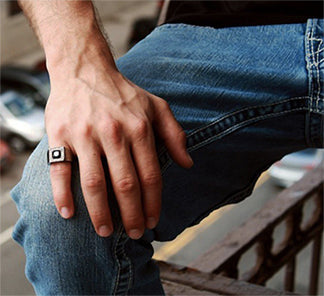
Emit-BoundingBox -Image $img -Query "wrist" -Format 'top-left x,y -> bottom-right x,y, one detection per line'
47,22 -> 116,72
36,3 -> 116,76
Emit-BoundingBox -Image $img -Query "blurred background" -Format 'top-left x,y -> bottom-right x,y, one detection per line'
0,1 -> 323,295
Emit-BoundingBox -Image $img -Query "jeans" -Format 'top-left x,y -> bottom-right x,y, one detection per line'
11,19 -> 323,295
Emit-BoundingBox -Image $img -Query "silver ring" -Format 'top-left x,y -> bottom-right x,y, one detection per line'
47,146 -> 73,165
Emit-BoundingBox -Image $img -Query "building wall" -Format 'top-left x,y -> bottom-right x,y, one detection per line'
0,1 -> 141,66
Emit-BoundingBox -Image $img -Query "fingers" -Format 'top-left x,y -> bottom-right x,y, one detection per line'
50,161 -> 74,219
100,124 -> 145,239
152,96 -> 194,168
130,120 -> 162,230
47,92 -> 189,240
76,142 -> 113,237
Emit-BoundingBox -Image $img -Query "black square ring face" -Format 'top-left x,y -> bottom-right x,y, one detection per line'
48,147 -> 65,163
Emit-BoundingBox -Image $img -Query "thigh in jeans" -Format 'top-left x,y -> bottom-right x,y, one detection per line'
10,19 -> 323,295
119,19 -> 323,242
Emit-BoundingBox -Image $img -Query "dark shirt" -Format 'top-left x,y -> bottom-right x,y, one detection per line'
164,1 -> 323,28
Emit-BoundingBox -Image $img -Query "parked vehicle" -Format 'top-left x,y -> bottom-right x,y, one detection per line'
0,90 -> 45,152
1,65 -> 50,108
269,149 -> 323,187
0,139 -> 13,172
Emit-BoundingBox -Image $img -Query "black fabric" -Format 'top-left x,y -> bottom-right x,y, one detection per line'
163,1 -> 323,28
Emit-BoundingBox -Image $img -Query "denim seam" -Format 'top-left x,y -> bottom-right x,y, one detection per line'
305,27 -> 313,112
157,23 -> 218,32
112,225 -> 123,295
158,96 -> 307,170
307,19 -> 323,114
159,97 -> 309,173
188,107 -> 308,152
112,228 -> 132,295
121,237 -> 133,293
306,21 -> 314,113
113,225 -> 126,295
187,96 -> 307,135
305,20 -> 315,146
312,20 -> 321,112
305,19 -> 324,147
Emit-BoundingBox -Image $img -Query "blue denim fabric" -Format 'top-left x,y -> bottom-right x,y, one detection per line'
10,19 -> 323,295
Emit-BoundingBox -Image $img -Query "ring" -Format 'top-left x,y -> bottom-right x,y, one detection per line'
47,146 -> 73,165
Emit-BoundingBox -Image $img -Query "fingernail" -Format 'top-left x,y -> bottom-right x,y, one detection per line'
129,229 -> 143,240
146,217 -> 157,229
60,207 -> 71,219
98,225 -> 112,237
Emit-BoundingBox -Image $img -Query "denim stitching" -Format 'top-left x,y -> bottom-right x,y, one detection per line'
311,20 -> 317,111
188,106 -> 308,152
159,97 -> 309,173
316,41 -> 322,112
113,225 -> 122,295
307,19 -> 324,116
306,31 -> 313,113
313,21 -> 322,112
311,20 -> 323,114
113,230 -> 132,295
185,96 -> 307,135
314,47 -> 324,55
121,236 -> 133,293
160,97 -> 308,172
305,19 -> 324,146
315,32 -> 323,113
112,225 -> 124,295
310,21 -> 315,112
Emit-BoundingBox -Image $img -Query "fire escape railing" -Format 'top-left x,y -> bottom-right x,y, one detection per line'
158,164 -> 323,295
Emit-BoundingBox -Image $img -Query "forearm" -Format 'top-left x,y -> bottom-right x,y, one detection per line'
18,0 -> 117,75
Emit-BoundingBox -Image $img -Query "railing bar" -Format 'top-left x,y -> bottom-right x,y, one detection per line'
309,232 -> 323,295
192,166 -> 323,273
284,257 -> 296,292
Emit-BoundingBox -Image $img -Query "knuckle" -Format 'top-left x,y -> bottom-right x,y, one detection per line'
115,176 -> 137,194
50,124 -> 66,139
161,99 -> 171,111
142,173 -> 162,188
83,173 -> 104,190
90,211 -> 109,225
105,119 -> 122,145
124,215 -> 144,229
78,123 -> 93,138
132,119 -> 149,139
155,99 -> 171,116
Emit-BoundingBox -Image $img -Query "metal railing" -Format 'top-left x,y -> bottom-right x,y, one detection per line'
159,164 -> 323,295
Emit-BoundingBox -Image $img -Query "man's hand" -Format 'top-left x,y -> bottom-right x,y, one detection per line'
19,0 -> 193,239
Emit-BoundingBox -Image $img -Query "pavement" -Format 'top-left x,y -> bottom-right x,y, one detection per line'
1,151 -> 35,295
